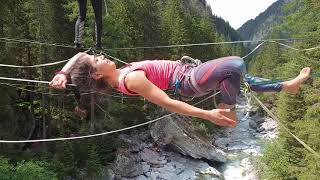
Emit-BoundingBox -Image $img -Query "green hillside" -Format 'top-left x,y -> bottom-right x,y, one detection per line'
241,0 -> 320,178
0,0 -> 243,179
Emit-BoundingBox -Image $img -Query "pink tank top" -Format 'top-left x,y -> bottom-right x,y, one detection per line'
117,60 -> 180,96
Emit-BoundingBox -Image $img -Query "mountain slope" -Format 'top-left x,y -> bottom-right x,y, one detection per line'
214,15 -> 241,41
237,0 -> 293,42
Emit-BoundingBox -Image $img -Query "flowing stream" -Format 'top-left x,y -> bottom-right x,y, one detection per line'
108,98 -> 278,180
215,102 -> 278,180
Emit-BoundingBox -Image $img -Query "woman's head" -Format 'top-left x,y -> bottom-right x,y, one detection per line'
90,54 -> 117,80
69,53 -> 112,117
69,53 -> 115,91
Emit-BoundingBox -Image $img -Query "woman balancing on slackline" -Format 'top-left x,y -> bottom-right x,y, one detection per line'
49,52 -> 311,128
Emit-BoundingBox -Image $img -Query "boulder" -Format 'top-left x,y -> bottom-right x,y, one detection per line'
111,150 -> 143,178
150,114 -> 227,162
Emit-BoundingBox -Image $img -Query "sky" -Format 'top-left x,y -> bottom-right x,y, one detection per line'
207,0 -> 278,29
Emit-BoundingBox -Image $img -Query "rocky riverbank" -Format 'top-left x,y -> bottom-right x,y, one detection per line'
107,99 -> 278,179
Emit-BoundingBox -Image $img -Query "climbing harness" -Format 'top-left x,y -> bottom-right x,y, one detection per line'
172,56 -> 207,102
172,56 -> 198,95
178,56 -> 202,67
172,65 -> 189,95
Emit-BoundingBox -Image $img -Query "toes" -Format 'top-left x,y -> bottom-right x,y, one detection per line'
301,67 -> 311,74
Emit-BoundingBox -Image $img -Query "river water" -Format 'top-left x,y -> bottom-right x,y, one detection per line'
107,98 -> 278,179
216,102 -> 278,180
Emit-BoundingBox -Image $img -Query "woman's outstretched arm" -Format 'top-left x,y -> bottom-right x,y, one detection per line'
49,52 -> 88,89
61,52 -> 88,74
125,71 -> 237,128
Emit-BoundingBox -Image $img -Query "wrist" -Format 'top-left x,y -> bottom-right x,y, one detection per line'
199,110 -> 209,120
55,70 -> 67,76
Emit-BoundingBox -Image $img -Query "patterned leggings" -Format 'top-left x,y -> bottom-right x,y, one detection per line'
178,56 -> 283,105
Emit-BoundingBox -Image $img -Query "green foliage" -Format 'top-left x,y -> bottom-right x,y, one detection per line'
86,145 -> 103,178
259,140 -> 298,179
0,157 -> 57,180
0,157 -> 13,180
248,0 -> 320,179
0,0 -> 245,178
189,117 -> 216,138
160,0 -> 192,58
53,142 -> 75,177
14,161 -> 58,180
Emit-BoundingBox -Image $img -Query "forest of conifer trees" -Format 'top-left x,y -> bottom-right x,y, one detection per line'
0,0 -> 319,179
247,0 -> 320,179
0,0 -> 244,179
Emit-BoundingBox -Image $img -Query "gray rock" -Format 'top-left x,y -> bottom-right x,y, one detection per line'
255,117 -> 265,125
140,149 -> 166,165
141,162 -> 150,174
214,137 -> 230,149
134,175 -> 149,180
249,120 -> 258,129
257,127 -> 266,133
155,165 -> 180,179
118,133 -> 150,153
312,103 -> 320,109
150,115 -> 227,162
111,151 -> 143,178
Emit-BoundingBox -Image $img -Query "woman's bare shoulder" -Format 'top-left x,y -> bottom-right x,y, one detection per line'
125,70 -> 147,89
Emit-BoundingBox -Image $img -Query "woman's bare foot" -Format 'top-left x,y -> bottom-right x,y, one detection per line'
282,67 -> 311,94
217,103 -> 238,122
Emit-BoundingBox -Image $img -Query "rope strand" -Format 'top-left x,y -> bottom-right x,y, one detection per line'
0,39 -> 319,68
252,94 -> 320,159
0,91 -> 220,143
0,76 -> 76,86
0,37 -> 75,49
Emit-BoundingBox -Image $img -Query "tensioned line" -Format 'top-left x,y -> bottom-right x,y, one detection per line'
0,37 -> 75,49
0,38 -> 318,68
0,77 -> 76,87
0,91 -> 220,143
0,37 -> 319,160
252,94 -> 320,159
1,40 -> 319,87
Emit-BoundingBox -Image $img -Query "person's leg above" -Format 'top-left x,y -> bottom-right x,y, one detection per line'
75,0 -> 87,48
91,0 -> 103,49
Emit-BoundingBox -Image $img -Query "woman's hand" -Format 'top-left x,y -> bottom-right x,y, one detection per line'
49,74 -> 67,89
205,109 -> 237,128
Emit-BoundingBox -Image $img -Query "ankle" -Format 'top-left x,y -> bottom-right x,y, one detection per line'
281,80 -> 299,94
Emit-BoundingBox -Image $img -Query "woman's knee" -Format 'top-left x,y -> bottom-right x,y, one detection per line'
228,57 -> 246,74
